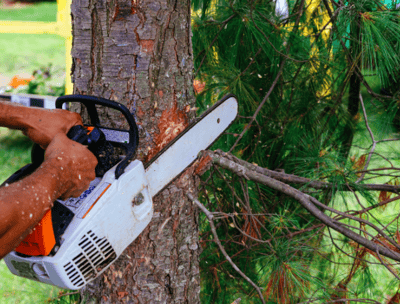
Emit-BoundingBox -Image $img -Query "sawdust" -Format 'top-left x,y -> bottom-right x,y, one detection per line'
140,40 -> 154,54
146,102 -> 188,161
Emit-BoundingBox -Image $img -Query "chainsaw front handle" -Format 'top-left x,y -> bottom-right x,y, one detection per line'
56,95 -> 139,179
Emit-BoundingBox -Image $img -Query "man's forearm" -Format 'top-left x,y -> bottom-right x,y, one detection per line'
0,100 -> 54,133
0,158 -> 64,259
0,101 -> 82,148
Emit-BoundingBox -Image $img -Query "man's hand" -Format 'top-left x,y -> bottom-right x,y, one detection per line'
0,101 -> 83,148
45,133 -> 98,200
23,109 -> 83,148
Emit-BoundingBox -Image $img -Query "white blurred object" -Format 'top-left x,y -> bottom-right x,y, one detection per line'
275,0 -> 289,20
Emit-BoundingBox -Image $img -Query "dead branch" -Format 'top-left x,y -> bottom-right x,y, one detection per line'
186,192 -> 266,304
209,149 -> 400,194
202,150 -> 400,262
357,93 -> 377,183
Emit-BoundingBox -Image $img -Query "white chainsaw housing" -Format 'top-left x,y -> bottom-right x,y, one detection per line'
4,160 -> 152,290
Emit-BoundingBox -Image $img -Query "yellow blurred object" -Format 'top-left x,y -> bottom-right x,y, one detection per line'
0,0 -> 72,94
281,0 -> 332,98
302,0 -> 332,98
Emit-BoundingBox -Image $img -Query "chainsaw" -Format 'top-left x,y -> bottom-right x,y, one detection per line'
3,94 -> 238,290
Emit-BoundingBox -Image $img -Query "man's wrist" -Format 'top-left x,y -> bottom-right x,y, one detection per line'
33,158 -> 68,202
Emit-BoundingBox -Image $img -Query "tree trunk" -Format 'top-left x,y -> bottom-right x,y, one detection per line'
70,0 -> 200,302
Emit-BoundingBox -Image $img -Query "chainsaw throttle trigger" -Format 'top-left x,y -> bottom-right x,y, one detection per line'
56,95 -> 139,179
67,125 -> 119,177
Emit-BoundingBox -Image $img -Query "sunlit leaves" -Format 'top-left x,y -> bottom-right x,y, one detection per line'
360,11 -> 400,86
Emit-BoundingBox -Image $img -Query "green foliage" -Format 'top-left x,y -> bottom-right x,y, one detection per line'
193,0 -> 400,302
47,291 -> 81,304
0,128 -> 32,184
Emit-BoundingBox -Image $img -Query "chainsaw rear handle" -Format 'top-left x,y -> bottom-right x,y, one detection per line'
56,95 -> 139,179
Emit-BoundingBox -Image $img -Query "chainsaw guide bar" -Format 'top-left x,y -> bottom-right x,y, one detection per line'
145,94 -> 238,197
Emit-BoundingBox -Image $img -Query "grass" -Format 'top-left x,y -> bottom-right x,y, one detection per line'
0,33 -> 65,79
0,128 -> 32,184
0,255 -> 81,303
0,2 -> 64,83
0,260 -> 61,304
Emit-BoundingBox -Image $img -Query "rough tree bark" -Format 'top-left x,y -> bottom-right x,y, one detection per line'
70,0 -> 200,302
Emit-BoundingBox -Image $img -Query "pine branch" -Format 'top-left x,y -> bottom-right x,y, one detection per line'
321,0 -> 392,102
229,59 -> 286,152
229,0 -> 307,152
313,5 -> 344,42
194,13 -> 237,78
308,195 -> 400,252
250,11 -> 308,63
202,150 -> 400,262
206,150 -> 400,194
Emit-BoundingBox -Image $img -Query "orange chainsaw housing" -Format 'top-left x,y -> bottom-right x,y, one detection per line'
15,209 -> 56,256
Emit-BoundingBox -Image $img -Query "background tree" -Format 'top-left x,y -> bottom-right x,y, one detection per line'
70,0 -> 201,302
191,0 -> 400,302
